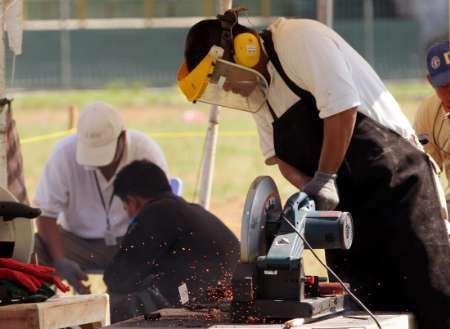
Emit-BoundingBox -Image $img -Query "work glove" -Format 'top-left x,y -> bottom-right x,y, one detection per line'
54,258 -> 89,294
0,258 -> 69,293
302,171 -> 339,210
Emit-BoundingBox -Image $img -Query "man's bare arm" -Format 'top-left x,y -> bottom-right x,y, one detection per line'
275,157 -> 312,189
36,216 -> 64,261
319,107 -> 357,173
36,216 -> 91,293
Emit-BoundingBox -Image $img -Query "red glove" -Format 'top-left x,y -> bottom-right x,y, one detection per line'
0,268 -> 44,293
0,258 -> 69,292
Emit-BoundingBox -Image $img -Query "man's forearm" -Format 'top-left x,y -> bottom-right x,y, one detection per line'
36,216 -> 65,261
276,157 -> 311,189
319,108 -> 357,173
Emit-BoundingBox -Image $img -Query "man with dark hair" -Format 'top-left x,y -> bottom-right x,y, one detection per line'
104,160 -> 239,323
177,9 -> 450,328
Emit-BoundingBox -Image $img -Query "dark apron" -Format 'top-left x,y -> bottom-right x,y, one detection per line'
261,30 -> 450,329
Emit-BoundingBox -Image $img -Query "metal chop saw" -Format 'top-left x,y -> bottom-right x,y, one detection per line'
231,176 -> 354,321
0,187 -> 40,262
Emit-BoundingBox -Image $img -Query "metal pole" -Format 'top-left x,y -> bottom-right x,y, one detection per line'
317,0 -> 334,27
0,1 -> 7,187
0,1 -> 4,100
59,0 -> 72,89
198,104 -> 219,210
198,0 -> 232,209
363,0 -> 375,65
0,2 -> 16,261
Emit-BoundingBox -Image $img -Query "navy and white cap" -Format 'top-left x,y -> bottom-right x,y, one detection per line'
427,41 -> 450,87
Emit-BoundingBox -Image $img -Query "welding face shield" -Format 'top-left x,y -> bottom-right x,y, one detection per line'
177,46 -> 268,113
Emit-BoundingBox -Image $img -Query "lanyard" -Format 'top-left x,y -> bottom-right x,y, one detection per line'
93,171 -> 115,229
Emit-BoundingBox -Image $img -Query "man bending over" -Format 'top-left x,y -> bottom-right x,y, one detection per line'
104,160 -> 239,322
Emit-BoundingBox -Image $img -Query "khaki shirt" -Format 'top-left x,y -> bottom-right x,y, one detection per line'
414,94 -> 450,198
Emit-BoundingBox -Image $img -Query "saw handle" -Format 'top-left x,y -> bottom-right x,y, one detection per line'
0,201 -> 41,221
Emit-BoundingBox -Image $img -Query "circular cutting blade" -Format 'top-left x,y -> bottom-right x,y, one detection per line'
240,176 -> 282,263
0,187 -> 34,263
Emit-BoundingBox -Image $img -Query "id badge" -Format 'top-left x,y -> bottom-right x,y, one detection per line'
104,228 -> 117,246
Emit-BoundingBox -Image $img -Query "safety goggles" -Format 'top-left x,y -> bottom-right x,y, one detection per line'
177,46 -> 268,113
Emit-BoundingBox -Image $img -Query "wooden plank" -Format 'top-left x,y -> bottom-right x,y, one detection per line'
0,308 -> 40,329
0,294 -> 110,329
39,294 -> 110,329
0,302 -> 41,329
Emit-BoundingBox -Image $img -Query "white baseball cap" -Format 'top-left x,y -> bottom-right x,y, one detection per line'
76,102 -> 124,167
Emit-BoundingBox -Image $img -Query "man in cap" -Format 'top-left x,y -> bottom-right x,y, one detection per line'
414,41 -> 450,232
178,9 -> 450,328
34,101 -> 168,293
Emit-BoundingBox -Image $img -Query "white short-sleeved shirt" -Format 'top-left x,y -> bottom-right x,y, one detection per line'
253,18 -> 415,164
34,130 -> 169,239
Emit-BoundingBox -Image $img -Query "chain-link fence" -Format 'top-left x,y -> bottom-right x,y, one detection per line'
5,0 -> 449,90
24,0 -> 316,20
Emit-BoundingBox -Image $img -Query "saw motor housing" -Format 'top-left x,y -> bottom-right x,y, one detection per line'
232,176 -> 353,321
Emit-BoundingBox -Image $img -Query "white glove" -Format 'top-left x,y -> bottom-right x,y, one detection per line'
54,257 -> 90,294
302,171 -> 339,210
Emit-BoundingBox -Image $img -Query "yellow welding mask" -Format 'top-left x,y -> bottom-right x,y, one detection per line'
177,45 -> 268,113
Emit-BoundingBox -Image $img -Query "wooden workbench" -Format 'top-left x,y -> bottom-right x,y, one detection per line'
102,308 -> 416,329
0,293 -> 110,329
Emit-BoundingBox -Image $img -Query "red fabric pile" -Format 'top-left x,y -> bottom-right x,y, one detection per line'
0,258 -> 69,293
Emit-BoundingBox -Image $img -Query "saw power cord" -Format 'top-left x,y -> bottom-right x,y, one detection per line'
281,214 -> 383,329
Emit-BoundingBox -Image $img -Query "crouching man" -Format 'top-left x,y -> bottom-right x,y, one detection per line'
104,160 -> 240,323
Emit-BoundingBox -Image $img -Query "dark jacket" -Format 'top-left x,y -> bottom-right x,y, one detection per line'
104,194 -> 239,305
